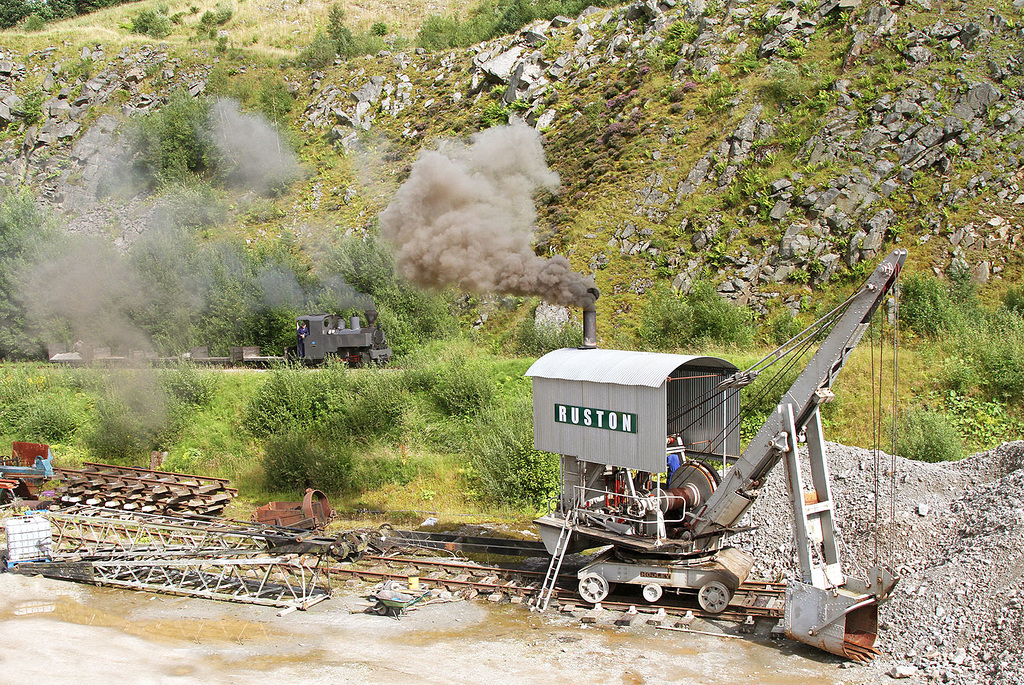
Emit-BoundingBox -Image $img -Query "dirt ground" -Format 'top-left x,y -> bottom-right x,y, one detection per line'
0,573 -> 886,685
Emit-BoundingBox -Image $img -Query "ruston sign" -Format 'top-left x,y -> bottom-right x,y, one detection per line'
553,403 -> 637,434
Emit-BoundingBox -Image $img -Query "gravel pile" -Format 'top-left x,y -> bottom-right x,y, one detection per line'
731,440 -> 1024,683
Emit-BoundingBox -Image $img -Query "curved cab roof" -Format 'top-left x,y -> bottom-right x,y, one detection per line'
525,347 -> 737,389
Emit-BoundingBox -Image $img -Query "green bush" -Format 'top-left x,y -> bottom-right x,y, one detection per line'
196,2 -> 232,37
637,283 -> 754,350
688,282 -> 755,346
764,310 -> 803,346
255,76 -> 295,125
0,189 -> 54,359
899,273 -> 958,337
129,92 -> 215,187
86,393 -> 170,464
262,432 -> 353,494
0,369 -> 39,409
426,357 -> 494,416
1002,285 -> 1024,317
298,32 -> 337,68
160,364 -> 217,406
472,395 -> 558,508
897,406 -> 963,463
327,236 -> 458,354
244,368 -> 318,436
947,260 -> 977,305
156,183 -> 227,229
967,311 -> 1024,402
18,89 -> 45,126
14,392 -> 84,444
494,0 -> 533,36
243,363 -> 349,436
760,62 -> 816,107
637,288 -> 693,349
371,22 -> 388,36
337,371 -> 407,439
511,313 -> 583,356
936,354 -> 980,395
943,391 -> 1022,450
346,33 -> 385,58
416,15 -> 469,50
1,2 -> 38,28
0,369 -> 91,444
327,4 -> 352,51
296,4 -> 385,63
132,7 -> 173,38
21,14 -> 46,31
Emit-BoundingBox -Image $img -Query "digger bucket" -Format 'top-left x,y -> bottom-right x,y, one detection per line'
784,581 -> 880,661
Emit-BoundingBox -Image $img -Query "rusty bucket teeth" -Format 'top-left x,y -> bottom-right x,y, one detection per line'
844,638 -> 881,662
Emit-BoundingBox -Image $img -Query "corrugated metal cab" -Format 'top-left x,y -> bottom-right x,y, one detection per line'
526,348 -> 740,474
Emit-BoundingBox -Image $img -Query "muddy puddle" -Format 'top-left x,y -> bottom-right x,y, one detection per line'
0,574 -> 872,684
3,594 -> 275,646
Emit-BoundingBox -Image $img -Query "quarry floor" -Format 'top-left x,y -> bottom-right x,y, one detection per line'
0,574 -> 883,685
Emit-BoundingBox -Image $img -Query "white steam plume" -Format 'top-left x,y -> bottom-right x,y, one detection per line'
209,98 -> 301,193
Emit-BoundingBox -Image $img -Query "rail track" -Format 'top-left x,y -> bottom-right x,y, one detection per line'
323,553 -> 786,623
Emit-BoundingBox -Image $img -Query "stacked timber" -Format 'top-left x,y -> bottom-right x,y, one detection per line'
54,463 -> 236,517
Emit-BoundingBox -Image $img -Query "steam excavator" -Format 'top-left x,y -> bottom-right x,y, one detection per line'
529,248 -> 906,661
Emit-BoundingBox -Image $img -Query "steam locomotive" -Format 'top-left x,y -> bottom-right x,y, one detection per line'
294,309 -> 392,366
48,309 -> 392,367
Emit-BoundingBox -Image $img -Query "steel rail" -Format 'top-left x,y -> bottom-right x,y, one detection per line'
324,554 -> 786,621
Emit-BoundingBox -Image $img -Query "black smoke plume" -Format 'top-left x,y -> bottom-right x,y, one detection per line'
379,121 -> 596,308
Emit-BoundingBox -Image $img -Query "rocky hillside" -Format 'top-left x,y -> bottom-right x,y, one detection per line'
736,440 -> 1024,683
1,0 -> 1023,338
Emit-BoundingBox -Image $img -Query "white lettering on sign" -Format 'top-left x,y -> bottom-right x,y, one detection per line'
553,403 -> 637,434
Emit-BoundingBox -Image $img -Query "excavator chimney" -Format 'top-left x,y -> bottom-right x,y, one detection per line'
582,288 -> 600,349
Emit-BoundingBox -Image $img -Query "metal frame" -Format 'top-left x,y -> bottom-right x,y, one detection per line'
21,556 -> 331,609
47,507 -> 274,555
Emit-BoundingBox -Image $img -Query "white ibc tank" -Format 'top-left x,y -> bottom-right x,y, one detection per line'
4,515 -> 52,565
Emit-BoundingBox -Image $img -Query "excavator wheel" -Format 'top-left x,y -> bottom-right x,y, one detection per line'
642,583 -> 663,603
697,580 -> 731,614
578,573 -> 612,604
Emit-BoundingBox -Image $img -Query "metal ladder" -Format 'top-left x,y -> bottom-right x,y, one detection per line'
534,510 -> 574,611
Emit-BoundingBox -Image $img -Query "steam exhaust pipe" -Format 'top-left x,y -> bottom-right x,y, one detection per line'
582,288 -> 600,349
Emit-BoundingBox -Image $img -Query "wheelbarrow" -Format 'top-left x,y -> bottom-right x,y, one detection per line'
369,582 -> 431,618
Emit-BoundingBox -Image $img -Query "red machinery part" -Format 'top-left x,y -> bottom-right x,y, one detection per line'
301,488 -> 332,522
12,442 -> 49,467
255,489 -> 333,529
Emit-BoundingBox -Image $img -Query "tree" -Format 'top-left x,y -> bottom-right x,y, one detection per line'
0,189 -> 52,358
